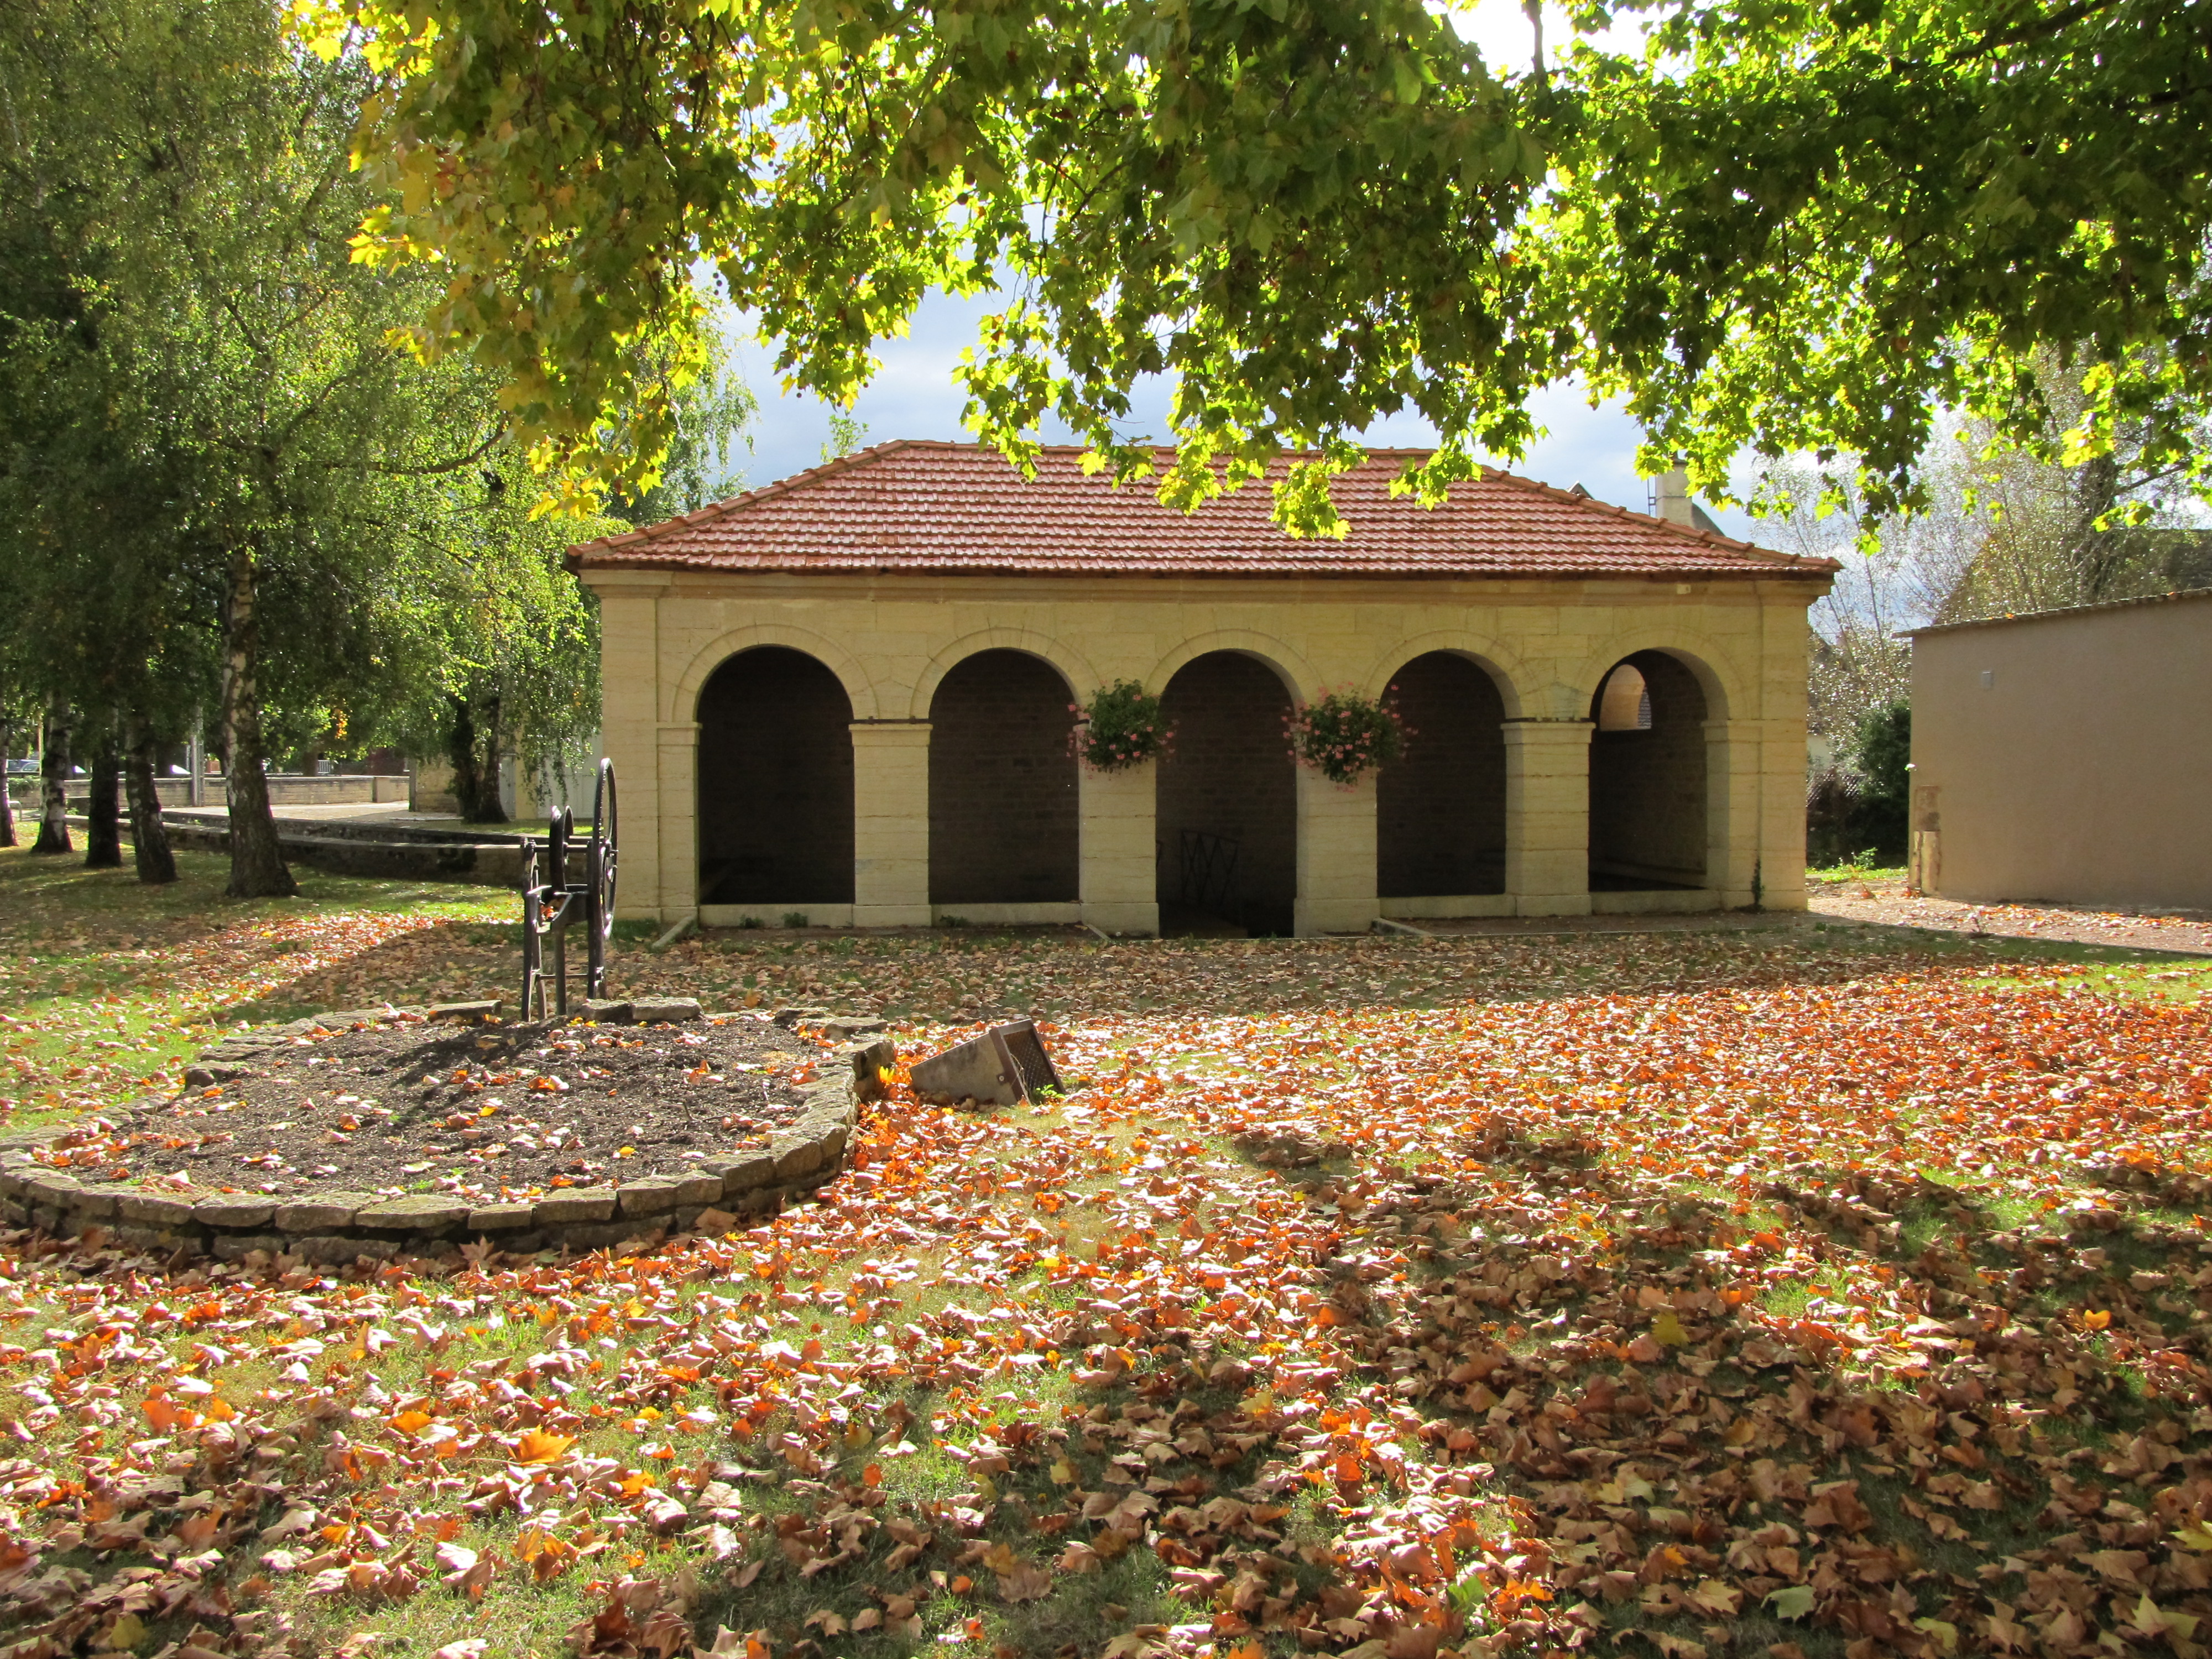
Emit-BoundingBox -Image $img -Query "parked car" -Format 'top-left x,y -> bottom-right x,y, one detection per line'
4,758 -> 36,775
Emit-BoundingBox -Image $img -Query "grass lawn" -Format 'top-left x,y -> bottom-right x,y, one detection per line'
2,840 -> 2210,1659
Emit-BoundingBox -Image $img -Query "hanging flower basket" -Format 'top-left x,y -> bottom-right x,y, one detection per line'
1286,687 -> 1404,786
1072,680 -> 1168,772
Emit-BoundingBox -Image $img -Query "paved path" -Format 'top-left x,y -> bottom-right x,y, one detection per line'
1804,876 -> 2212,954
1399,878 -> 2211,955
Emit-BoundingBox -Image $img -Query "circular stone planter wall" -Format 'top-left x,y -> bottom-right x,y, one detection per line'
0,1003 -> 890,1267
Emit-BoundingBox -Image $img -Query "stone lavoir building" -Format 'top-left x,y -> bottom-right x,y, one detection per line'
567,441 -> 1837,935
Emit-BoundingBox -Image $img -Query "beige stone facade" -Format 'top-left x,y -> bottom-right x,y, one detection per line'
571,444 -> 1834,935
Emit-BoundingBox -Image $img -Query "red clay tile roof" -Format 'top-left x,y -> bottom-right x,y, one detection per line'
567,441 -> 1838,581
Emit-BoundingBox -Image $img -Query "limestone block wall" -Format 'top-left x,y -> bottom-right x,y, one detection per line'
583,570 -> 1827,932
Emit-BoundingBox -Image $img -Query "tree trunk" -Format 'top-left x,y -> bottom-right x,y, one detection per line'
31,699 -> 71,855
446,692 -> 509,824
2067,452 -> 2124,603
84,740 -> 123,868
0,714 -> 14,848
222,543 -> 298,898
124,716 -> 178,884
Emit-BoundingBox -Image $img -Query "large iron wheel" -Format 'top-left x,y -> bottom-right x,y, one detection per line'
591,759 -> 619,959
520,841 -> 546,1020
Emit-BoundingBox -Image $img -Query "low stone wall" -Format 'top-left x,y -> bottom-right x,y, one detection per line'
0,1004 -> 886,1267
65,775 -> 413,810
153,817 -> 527,887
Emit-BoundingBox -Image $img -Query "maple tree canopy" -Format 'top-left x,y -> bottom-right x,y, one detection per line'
315,0 -> 2212,530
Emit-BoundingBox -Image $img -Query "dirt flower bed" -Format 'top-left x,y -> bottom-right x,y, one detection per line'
39,1014 -> 826,1203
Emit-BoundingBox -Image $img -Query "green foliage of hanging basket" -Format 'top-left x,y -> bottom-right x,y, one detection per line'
1073,679 -> 1168,771
1286,687 -> 1404,786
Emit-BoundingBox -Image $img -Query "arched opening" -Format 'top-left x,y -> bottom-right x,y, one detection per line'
1595,663 -> 1652,731
928,649 -> 1079,905
1376,652 -> 1507,898
1156,651 -> 1297,936
696,646 -> 854,907
1588,650 -> 1707,890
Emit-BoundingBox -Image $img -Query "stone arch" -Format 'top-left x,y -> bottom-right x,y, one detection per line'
927,647 -> 1081,906
671,622 -> 881,724
1148,630 -> 1317,701
1360,633 -> 1533,720
1566,631 -> 1741,726
1376,650 -> 1511,899
1586,648 -> 1712,890
906,629 -> 1100,723
695,646 -> 855,907
1155,649 -> 1300,936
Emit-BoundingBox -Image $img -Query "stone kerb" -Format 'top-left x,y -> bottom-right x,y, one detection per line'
0,1004 -> 886,1267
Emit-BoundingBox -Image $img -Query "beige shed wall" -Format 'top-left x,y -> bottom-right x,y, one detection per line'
583,569 -> 1823,933
1908,591 -> 2212,910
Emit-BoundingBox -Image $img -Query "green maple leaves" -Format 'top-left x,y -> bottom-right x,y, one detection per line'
1541,0 -> 2212,515
326,0 -> 1550,531
324,0 -> 2212,531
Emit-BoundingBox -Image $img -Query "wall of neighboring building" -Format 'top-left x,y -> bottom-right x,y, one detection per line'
583,568 -> 1823,933
1910,591 -> 2212,910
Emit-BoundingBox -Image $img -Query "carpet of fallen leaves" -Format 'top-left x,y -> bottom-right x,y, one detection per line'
6,849 -> 2212,1659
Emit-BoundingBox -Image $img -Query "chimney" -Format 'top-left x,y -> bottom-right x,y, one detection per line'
1653,466 -> 1695,527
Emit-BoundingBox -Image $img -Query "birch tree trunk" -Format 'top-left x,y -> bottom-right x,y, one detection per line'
223,542 -> 298,898
31,698 -> 71,855
0,716 -> 14,848
84,740 -> 123,868
124,716 -> 178,884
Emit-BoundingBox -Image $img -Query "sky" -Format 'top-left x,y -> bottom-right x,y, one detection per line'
718,1 -> 1775,541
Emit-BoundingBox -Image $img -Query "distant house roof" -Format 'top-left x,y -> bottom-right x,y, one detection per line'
567,440 -> 1839,582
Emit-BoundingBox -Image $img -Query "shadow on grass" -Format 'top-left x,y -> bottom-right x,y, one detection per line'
1269,1121 -> 2212,1655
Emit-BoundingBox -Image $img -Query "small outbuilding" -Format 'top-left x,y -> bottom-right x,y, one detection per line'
1907,588 -> 2212,911
567,441 -> 1836,934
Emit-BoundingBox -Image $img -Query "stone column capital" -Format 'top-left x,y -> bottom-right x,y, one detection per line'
849,721 -> 932,748
1501,718 -> 1593,747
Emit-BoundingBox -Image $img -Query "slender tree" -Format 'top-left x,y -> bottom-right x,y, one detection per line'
82,734 -> 121,868
30,697 -> 69,854
121,714 -> 177,884
0,708 -> 15,848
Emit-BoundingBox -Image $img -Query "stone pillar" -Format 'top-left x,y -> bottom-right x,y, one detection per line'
1294,768 -> 1378,936
1079,760 -> 1158,936
656,722 -> 700,919
1753,715 -> 1812,910
1504,719 -> 1592,916
1703,717 -> 1750,907
593,577 -> 667,921
850,722 -> 932,927
1700,714 -> 1813,910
